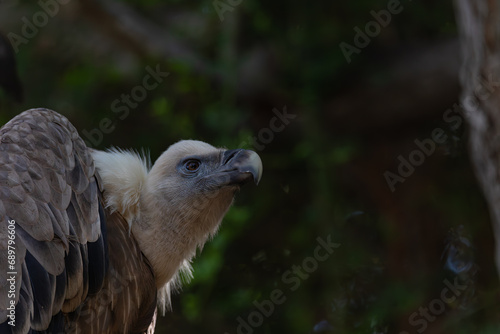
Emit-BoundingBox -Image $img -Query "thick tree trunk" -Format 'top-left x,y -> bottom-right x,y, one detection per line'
455,0 -> 500,276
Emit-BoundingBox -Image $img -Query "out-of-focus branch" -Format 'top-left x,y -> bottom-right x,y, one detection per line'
326,39 -> 461,134
455,0 -> 500,277
77,0 -> 222,79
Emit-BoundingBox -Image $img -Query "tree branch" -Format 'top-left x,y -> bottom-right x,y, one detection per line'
455,0 -> 500,276
78,0 -> 222,79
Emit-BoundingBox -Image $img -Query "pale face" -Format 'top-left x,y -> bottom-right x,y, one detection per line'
148,140 -> 262,209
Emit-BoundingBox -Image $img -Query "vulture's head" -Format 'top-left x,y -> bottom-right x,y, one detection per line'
146,140 -> 262,215
93,140 -> 263,288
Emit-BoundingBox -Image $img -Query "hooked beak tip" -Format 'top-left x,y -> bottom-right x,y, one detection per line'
222,149 -> 263,186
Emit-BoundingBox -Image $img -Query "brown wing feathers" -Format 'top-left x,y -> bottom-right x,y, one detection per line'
71,209 -> 156,334
0,109 -> 108,333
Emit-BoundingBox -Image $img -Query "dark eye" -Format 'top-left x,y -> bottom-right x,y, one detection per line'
184,159 -> 201,172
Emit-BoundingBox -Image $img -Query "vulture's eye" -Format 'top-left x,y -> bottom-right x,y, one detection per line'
184,159 -> 201,172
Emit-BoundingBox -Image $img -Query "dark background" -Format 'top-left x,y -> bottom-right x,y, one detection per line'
1,0 -> 499,333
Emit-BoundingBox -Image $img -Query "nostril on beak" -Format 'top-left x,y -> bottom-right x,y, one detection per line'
222,149 -> 241,165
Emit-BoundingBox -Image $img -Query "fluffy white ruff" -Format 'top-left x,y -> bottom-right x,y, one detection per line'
158,260 -> 193,314
91,148 -> 192,312
92,148 -> 149,226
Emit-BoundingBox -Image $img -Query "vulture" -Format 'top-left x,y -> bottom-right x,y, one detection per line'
0,108 -> 263,333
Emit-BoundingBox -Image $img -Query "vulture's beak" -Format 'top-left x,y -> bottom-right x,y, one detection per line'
220,149 -> 263,186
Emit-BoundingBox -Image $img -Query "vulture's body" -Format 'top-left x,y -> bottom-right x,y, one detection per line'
0,109 -> 262,333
